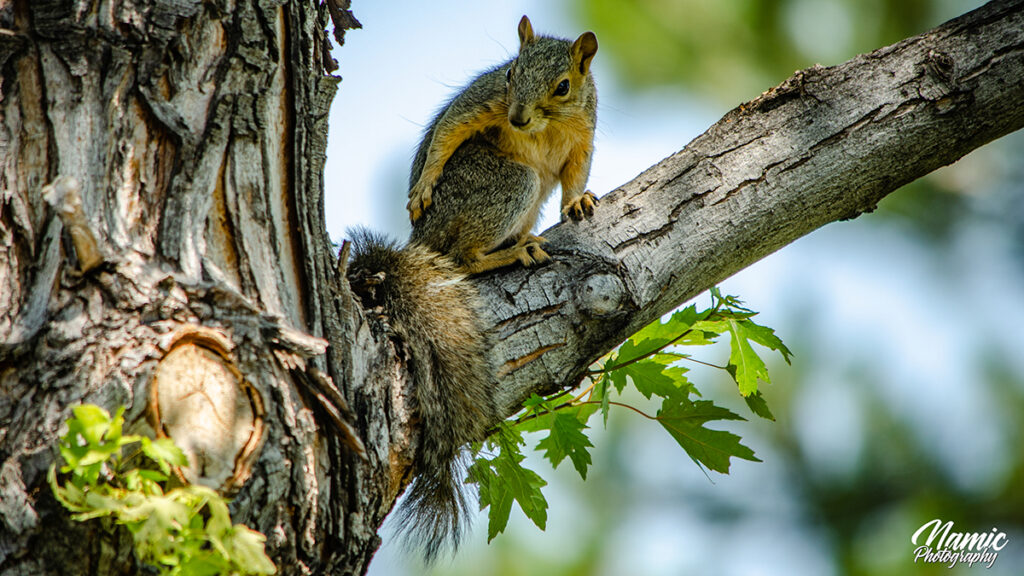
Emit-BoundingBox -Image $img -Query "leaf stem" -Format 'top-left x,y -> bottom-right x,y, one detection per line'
683,357 -> 729,370
573,380 -> 597,403
513,397 -> 577,426
577,401 -> 657,421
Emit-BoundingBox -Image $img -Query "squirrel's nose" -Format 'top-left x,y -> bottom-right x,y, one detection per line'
508,104 -> 532,128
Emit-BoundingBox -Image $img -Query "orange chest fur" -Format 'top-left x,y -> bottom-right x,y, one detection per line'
491,117 -> 590,183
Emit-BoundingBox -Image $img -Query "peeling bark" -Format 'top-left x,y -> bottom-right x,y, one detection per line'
0,1 -> 1022,575
0,1 -> 362,573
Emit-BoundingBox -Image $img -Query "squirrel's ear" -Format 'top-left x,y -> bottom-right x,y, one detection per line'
518,15 -> 535,47
571,31 -> 598,75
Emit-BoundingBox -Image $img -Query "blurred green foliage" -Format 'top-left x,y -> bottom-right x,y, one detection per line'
574,0 -> 1018,247
573,0 -> 980,102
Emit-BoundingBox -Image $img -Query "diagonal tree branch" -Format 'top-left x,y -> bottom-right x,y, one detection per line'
476,0 -> 1024,417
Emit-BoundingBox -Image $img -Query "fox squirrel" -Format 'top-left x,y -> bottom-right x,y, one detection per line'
347,15 -> 598,562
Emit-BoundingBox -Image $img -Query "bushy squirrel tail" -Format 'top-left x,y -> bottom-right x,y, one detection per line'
347,229 -> 498,563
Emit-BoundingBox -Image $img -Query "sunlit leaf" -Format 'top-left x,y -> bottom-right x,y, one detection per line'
470,426 -> 548,541
536,413 -> 593,479
657,398 -> 760,473
141,437 -> 189,474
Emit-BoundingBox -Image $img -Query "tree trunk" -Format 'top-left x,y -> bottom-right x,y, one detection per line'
1,1 -> 1022,575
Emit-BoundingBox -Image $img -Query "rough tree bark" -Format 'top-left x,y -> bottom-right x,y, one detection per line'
0,0 -> 1022,575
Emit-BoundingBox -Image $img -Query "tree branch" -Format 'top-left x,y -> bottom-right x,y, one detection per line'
477,0 -> 1024,417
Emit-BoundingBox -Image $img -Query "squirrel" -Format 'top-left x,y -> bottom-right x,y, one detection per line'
347,15 -> 598,563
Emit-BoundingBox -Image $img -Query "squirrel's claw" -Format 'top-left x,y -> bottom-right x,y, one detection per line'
527,242 -> 550,263
562,191 -> 598,221
407,200 -> 422,222
517,241 -> 550,266
408,182 -> 434,222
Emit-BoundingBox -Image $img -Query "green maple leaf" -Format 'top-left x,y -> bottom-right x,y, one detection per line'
743,390 -> 775,420
726,318 -> 792,396
593,374 -> 611,425
514,393 -> 563,433
468,458 -> 509,542
470,428 -> 548,542
140,437 -> 188,475
657,398 -> 760,473
737,318 -> 793,363
536,413 -> 593,479
616,305 -> 700,362
727,319 -> 769,396
627,361 -> 690,401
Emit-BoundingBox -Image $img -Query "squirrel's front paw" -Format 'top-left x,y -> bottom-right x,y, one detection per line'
407,181 -> 434,222
561,191 -> 598,221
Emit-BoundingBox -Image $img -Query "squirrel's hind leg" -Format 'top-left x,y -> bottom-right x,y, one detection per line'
462,241 -> 549,275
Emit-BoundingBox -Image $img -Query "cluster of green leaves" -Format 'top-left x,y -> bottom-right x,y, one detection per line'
49,405 -> 276,576
468,288 -> 791,541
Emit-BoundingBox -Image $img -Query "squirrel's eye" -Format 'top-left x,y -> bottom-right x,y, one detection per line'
506,67 -> 513,83
554,79 -> 570,96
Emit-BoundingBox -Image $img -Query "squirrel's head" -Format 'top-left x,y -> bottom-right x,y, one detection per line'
505,15 -> 597,133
